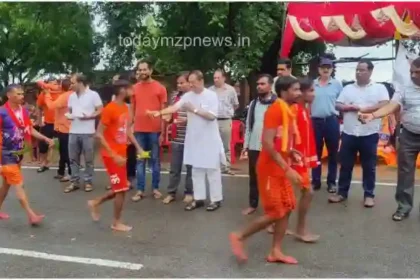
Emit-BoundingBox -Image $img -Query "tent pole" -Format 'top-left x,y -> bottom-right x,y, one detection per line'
279,2 -> 288,59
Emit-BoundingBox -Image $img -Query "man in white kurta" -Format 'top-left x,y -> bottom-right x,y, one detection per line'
147,70 -> 224,211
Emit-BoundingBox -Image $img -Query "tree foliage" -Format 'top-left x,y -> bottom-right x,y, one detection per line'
0,2 -> 100,87
98,2 -> 326,81
94,2 -> 151,71
401,39 -> 420,55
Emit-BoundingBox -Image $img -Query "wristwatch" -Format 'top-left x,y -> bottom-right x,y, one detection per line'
193,109 -> 198,114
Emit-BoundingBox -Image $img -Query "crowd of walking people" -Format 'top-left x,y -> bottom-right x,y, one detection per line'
1,55 -> 420,265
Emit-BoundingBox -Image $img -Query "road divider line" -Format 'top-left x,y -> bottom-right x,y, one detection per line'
0,247 -> 143,270
20,166 -> 405,186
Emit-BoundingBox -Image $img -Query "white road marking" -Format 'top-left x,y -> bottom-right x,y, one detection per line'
20,166 -> 405,186
0,247 -> 143,270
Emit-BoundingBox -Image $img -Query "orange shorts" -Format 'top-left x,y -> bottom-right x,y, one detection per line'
1,164 -> 23,186
102,156 -> 128,193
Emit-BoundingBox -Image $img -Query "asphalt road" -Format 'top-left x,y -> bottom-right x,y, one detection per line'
1,169 -> 420,278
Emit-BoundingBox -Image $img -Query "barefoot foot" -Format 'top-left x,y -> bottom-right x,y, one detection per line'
229,233 -> 247,263
266,252 -> 298,264
266,224 -> 274,234
29,214 -> 45,226
0,212 -> 10,220
285,229 -> 294,235
241,207 -> 256,216
87,200 -> 100,222
294,232 -> 320,243
111,223 -> 133,232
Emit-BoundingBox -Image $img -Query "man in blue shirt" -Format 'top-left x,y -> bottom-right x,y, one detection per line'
310,58 -> 343,193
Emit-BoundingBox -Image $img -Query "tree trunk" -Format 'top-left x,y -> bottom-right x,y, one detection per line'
247,70 -> 257,102
2,69 -> 10,88
260,32 -> 282,77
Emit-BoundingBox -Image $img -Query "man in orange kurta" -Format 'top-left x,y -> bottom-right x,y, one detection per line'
230,76 -> 303,265
37,79 -> 73,182
287,77 -> 320,243
36,78 -> 60,172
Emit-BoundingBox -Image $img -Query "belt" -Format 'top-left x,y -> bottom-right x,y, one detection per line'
217,118 -> 231,121
311,115 -> 337,121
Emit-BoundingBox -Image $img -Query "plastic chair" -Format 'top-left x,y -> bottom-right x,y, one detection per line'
160,125 -> 172,158
230,120 -> 245,164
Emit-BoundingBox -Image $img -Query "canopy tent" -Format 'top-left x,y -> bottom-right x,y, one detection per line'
280,2 -> 420,58
280,2 -> 420,167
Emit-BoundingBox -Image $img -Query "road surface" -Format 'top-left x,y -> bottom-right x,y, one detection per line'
1,168 -> 420,278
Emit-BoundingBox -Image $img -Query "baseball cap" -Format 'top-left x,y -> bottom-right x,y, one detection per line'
319,58 -> 334,67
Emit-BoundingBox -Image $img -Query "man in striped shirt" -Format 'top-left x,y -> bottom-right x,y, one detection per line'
162,72 -> 193,204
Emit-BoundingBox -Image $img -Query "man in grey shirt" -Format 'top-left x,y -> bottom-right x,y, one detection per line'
241,74 -> 277,215
359,57 -> 420,222
208,69 -> 239,175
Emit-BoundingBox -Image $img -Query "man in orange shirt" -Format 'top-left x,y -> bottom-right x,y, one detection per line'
36,77 -> 60,173
287,77 -> 320,243
229,76 -> 303,264
88,80 -> 145,232
38,78 -> 73,182
130,60 -> 168,202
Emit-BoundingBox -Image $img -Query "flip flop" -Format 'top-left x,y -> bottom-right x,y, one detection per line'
0,212 -> 10,220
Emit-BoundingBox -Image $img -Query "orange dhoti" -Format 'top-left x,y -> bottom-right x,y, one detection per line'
257,165 -> 296,219
292,165 -> 311,190
256,98 -> 300,219
291,103 -> 319,190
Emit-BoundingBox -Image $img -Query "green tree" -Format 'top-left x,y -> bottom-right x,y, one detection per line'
94,2 -> 151,72
401,39 -> 420,55
0,2 -> 100,87
98,2 -> 326,94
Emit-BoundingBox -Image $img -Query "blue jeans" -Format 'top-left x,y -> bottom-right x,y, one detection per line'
311,116 -> 340,186
135,132 -> 161,191
337,133 -> 379,199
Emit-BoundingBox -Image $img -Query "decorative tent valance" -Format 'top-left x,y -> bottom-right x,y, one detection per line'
280,2 -> 420,58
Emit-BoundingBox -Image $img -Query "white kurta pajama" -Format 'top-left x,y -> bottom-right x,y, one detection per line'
174,88 -> 225,203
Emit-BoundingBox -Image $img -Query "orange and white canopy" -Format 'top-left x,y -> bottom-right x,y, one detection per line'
281,2 -> 420,57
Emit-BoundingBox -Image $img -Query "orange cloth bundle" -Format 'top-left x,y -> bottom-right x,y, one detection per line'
36,81 -> 62,95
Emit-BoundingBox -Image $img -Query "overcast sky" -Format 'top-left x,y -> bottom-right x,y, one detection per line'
334,42 -> 394,82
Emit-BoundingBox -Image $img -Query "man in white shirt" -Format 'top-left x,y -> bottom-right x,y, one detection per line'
328,59 -> 389,207
147,70 -> 224,212
65,74 -> 103,193
272,58 -> 295,92
208,69 -> 239,175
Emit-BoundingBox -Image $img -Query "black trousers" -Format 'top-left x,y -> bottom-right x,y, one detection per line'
127,144 -> 137,179
39,123 -> 55,154
248,150 -> 260,208
57,132 -> 71,176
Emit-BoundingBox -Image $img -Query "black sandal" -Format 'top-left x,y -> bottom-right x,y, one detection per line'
327,184 -> 337,193
185,200 -> 204,211
392,211 -> 409,222
206,201 -> 221,211
37,166 -> 49,173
